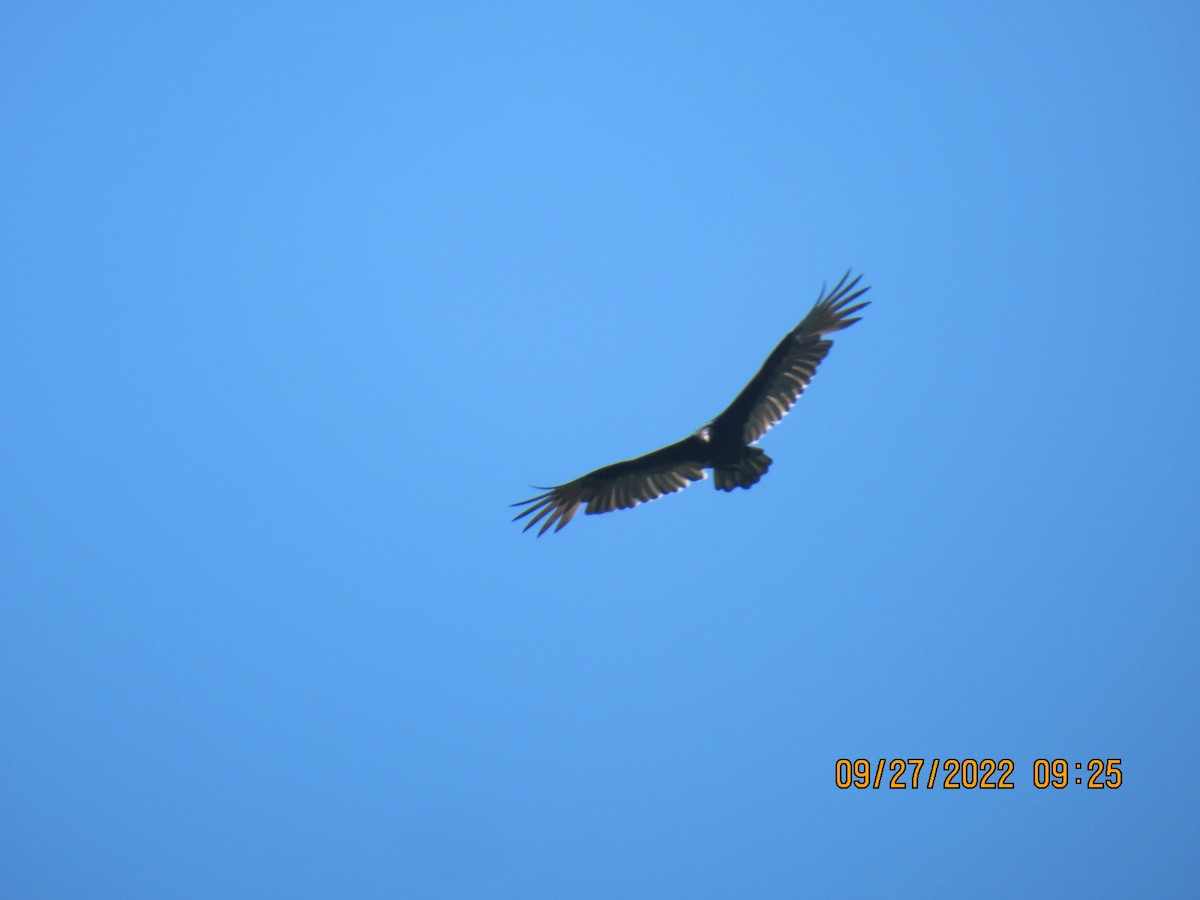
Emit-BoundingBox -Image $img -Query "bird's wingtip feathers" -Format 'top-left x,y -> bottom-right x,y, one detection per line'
807,271 -> 871,335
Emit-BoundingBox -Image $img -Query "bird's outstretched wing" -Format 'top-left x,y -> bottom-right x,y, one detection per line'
511,435 -> 709,536
711,271 -> 870,444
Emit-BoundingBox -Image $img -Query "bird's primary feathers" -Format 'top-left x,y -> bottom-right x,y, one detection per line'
513,271 -> 870,535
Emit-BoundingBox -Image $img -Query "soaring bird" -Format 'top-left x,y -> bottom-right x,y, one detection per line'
513,271 -> 870,535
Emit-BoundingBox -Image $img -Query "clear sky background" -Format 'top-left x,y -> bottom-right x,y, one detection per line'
3,2 -> 1198,897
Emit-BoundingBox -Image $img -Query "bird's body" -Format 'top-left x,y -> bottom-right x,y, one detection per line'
513,272 -> 870,535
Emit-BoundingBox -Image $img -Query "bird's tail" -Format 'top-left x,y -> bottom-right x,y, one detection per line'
713,446 -> 772,492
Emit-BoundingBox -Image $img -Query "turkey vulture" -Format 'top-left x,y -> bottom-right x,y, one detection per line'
513,271 -> 870,535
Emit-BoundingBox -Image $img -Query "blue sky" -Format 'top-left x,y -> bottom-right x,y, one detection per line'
3,1 -> 1198,897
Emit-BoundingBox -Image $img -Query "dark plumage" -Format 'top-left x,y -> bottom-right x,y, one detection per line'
513,272 -> 870,535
